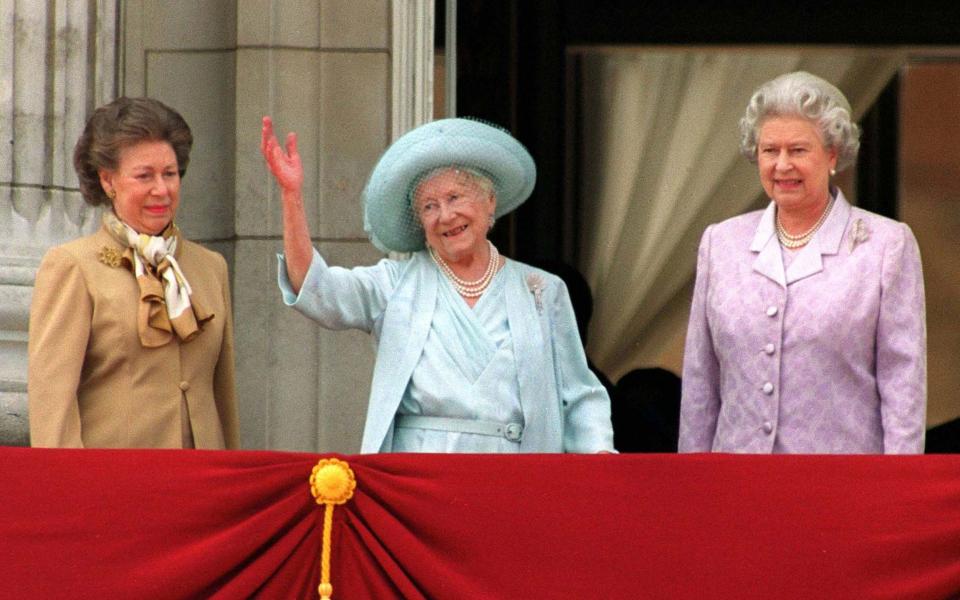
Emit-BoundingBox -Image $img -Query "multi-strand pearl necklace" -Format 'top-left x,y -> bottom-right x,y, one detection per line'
776,196 -> 835,249
429,240 -> 500,298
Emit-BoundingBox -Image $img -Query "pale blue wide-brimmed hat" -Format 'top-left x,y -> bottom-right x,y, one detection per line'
362,117 -> 536,253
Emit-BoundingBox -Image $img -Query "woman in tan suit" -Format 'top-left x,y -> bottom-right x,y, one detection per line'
28,97 -> 239,448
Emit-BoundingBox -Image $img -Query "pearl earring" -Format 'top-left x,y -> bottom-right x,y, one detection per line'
830,168 -> 836,176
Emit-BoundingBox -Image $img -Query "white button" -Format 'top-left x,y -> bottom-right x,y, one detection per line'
764,343 -> 775,355
766,306 -> 778,317
762,382 -> 774,394
763,421 -> 773,434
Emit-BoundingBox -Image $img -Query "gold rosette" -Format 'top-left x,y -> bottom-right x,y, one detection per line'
309,458 -> 356,600
97,245 -> 124,268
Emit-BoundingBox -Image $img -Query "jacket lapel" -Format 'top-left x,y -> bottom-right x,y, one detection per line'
750,192 -> 853,288
784,190 -> 851,285
504,262 -> 559,452
783,238 -> 824,284
750,202 -> 786,288
363,252 -> 437,453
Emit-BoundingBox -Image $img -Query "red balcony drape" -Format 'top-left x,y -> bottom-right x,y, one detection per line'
3,448 -> 959,599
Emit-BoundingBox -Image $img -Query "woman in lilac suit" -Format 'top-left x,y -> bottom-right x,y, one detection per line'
679,72 -> 926,454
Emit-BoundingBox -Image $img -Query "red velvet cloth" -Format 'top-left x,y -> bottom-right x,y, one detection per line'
2,448 -> 959,599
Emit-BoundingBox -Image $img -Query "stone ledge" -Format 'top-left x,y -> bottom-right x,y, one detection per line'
0,391 -> 29,447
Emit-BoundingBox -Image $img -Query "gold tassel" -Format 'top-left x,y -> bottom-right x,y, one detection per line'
309,458 -> 356,600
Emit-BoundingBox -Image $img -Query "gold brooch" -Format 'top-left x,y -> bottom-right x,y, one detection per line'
97,246 -> 123,268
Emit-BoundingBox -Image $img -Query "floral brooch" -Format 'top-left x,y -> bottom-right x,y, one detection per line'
526,273 -> 545,314
97,246 -> 124,268
849,218 -> 870,252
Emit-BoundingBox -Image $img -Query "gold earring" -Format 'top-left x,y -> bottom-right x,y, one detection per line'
106,189 -> 116,199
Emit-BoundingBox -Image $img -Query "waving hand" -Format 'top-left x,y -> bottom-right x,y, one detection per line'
261,116 -> 304,194
260,115 -> 312,292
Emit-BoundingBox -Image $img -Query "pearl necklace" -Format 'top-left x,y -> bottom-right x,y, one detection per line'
776,197 -> 835,249
429,241 -> 500,298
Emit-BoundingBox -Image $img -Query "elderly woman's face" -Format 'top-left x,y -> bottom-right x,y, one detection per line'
757,115 -> 838,212
98,140 -> 181,235
414,168 -> 495,264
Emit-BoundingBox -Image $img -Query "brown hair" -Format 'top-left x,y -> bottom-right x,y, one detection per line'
73,97 -> 193,207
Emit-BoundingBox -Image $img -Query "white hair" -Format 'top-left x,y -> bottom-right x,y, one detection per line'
739,71 -> 861,171
410,165 -> 496,206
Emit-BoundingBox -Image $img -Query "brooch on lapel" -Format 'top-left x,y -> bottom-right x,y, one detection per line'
97,246 -> 124,268
526,273 -> 545,314
849,218 -> 870,252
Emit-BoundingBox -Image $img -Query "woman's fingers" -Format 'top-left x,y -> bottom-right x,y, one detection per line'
260,116 -> 288,175
260,116 -> 304,192
260,116 -> 275,158
261,117 -> 299,168
285,131 -> 298,161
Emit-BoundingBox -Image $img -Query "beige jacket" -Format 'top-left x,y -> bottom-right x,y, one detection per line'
28,226 -> 239,449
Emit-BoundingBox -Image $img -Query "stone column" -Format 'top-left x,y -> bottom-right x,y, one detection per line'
0,0 -> 117,445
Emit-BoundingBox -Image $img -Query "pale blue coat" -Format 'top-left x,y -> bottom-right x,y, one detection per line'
278,249 -> 614,453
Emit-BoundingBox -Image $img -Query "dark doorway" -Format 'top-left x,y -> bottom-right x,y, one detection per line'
452,0 -> 960,263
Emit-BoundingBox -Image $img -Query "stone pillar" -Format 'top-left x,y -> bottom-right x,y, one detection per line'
0,1 -> 116,445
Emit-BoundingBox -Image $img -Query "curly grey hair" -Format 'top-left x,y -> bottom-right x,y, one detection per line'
739,71 -> 861,172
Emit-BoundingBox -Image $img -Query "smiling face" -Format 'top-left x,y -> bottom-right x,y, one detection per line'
757,115 -> 838,213
98,140 -> 181,235
414,168 -> 496,264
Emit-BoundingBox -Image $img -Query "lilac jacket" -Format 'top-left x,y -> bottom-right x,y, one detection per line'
679,190 -> 926,454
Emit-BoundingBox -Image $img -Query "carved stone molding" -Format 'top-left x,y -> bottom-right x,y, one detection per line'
0,0 -> 117,445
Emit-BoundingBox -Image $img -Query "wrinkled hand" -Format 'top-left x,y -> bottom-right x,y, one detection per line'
260,116 -> 304,194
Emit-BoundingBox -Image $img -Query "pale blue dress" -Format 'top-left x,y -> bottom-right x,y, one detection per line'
393,267 -> 523,452
277,248 -> 615,453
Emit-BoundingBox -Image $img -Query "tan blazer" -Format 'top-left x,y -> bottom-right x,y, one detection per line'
28,226 -> 240,449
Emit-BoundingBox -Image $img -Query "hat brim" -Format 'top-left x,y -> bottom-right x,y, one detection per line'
363,118 -> 536,253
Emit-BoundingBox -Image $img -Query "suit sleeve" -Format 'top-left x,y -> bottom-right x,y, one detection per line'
550,280 -> 615,453
213,253 -> 241,449
27,248 -> 90,448
277,248 -> 399,333
877,223 -> 926,454
678,225 -> 721,452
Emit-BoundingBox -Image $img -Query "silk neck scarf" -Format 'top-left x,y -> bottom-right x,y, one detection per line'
103,211 -> 212,347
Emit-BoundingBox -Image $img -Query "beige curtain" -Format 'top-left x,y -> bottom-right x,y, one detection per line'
578,49 -> 907,381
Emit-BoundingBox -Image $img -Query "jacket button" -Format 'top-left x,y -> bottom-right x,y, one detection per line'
766,305 -> 778,317
762,382 -> 774,394
179,381 -> 190,392
763,421 -> 774,434
764,343 -> 775,355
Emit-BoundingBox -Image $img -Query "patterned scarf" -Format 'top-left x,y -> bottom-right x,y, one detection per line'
103,212 -> 212,347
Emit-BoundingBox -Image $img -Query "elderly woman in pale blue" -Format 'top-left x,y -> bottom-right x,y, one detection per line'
260,116 -> 614,453
680,72 -> 926,454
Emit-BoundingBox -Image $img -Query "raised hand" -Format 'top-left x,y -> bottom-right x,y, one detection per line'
260,116 -> 304,194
